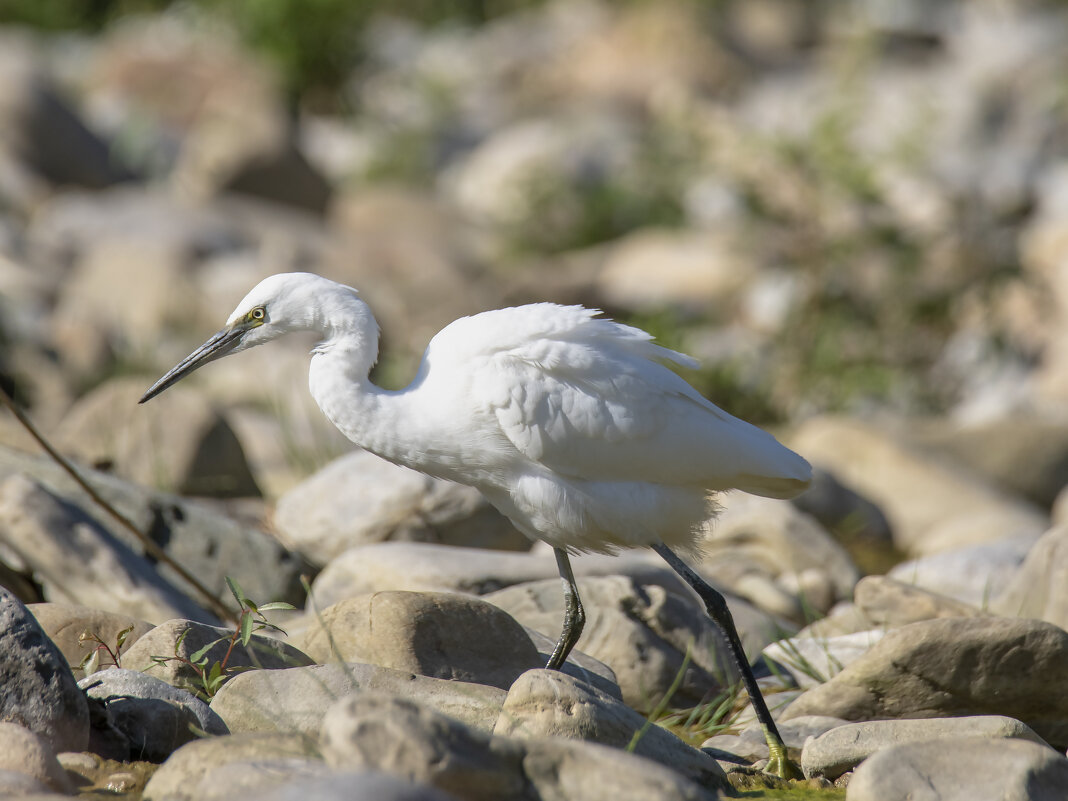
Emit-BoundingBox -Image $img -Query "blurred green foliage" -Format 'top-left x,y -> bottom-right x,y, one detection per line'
0,0 -> 549,104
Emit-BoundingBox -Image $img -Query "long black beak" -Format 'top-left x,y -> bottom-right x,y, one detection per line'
139,326 -> 245,404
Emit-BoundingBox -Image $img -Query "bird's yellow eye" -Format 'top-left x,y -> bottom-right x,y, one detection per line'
248,307 -> 266,323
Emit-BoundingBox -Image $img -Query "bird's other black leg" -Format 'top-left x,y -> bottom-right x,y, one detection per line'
653,543 -> 800,780
546,547 -> 585,670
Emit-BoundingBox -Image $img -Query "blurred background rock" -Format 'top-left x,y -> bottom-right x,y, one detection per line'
3,0 -> 1068,589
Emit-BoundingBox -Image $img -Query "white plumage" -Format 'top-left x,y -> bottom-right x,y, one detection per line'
141,271 -> 811,777
227,274 -> 811,554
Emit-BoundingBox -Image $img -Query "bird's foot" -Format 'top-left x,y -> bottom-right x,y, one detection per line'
763,729 -> 802,780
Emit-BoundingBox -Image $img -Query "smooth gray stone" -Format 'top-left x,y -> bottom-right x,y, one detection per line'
782,617 -> 1068,750
0,475 -> 215,624
80,668 -> 228,762
321,693 -> 529,801
252,772 -> 461,801
141,733 -> 321,801
847,737 -> 1068,801
0,445 -> 308,611
320,693 -> 726,801
494,669 -> 725,788
210,662 -> 506,736
522,626 -> 621,699
802,715 -> 1050,780
0,588 -> 89,753
487,574 -> 733,713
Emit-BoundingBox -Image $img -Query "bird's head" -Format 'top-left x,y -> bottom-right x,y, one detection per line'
139,272 -> 361,404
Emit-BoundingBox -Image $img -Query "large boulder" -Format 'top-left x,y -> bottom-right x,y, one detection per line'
0,445 -> 308,611
298,592 -> 539,690
0,588 -> 89,753
993,524 -> 1068,628
320,693 -> 725,801
494,669 -> 724,787
55,377 -> 260,498
847,737 -> 1068,801
487,575 -> 732,713
210,662 -> 506,736
782,617 -> 1068,749
0,475 -> 216,624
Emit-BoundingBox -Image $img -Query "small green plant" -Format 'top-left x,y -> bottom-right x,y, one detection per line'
654,680 -> 749,747
79,625 -> 135,674
150,577 -> 295,699
627,644 -> 694,752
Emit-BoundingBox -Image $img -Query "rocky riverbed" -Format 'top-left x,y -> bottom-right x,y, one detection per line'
5,1 -> 1068,799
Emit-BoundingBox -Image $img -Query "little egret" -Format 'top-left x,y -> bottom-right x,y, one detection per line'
141,272 -> 811,777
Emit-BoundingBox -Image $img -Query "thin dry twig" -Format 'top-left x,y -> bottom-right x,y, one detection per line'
0,388 -> 235,623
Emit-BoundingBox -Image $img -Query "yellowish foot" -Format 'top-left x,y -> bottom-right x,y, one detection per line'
763,728 -> 803,780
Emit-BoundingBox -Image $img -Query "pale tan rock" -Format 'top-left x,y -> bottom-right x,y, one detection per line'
28,603 -> 154,677
298,591 -> 538,690
487,575 -> 731,713
0,722 -> 72,793
210,662 -> 506,736
852,575 -> 983,627
494,669 -> 724,787
142,733 -> 321,801
55,377 -> 259,498
595,228 -> 754,314
993,524 -> 1068,627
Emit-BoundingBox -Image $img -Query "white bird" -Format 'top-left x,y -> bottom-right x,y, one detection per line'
141,271 -> 811,777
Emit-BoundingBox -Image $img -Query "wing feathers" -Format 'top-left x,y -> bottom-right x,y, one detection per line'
433,303 -> 810,497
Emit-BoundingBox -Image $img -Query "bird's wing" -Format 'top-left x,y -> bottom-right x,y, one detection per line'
432,304 -> 810,498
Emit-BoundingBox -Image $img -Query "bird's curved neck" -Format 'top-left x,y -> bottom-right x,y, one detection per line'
308,333 -> 430,470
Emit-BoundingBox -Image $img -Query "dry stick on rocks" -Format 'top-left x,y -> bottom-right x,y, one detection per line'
0,387 -> 236,623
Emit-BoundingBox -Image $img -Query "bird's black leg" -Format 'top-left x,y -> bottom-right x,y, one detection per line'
653,543 -> 800,780
546,547 -> 585,670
